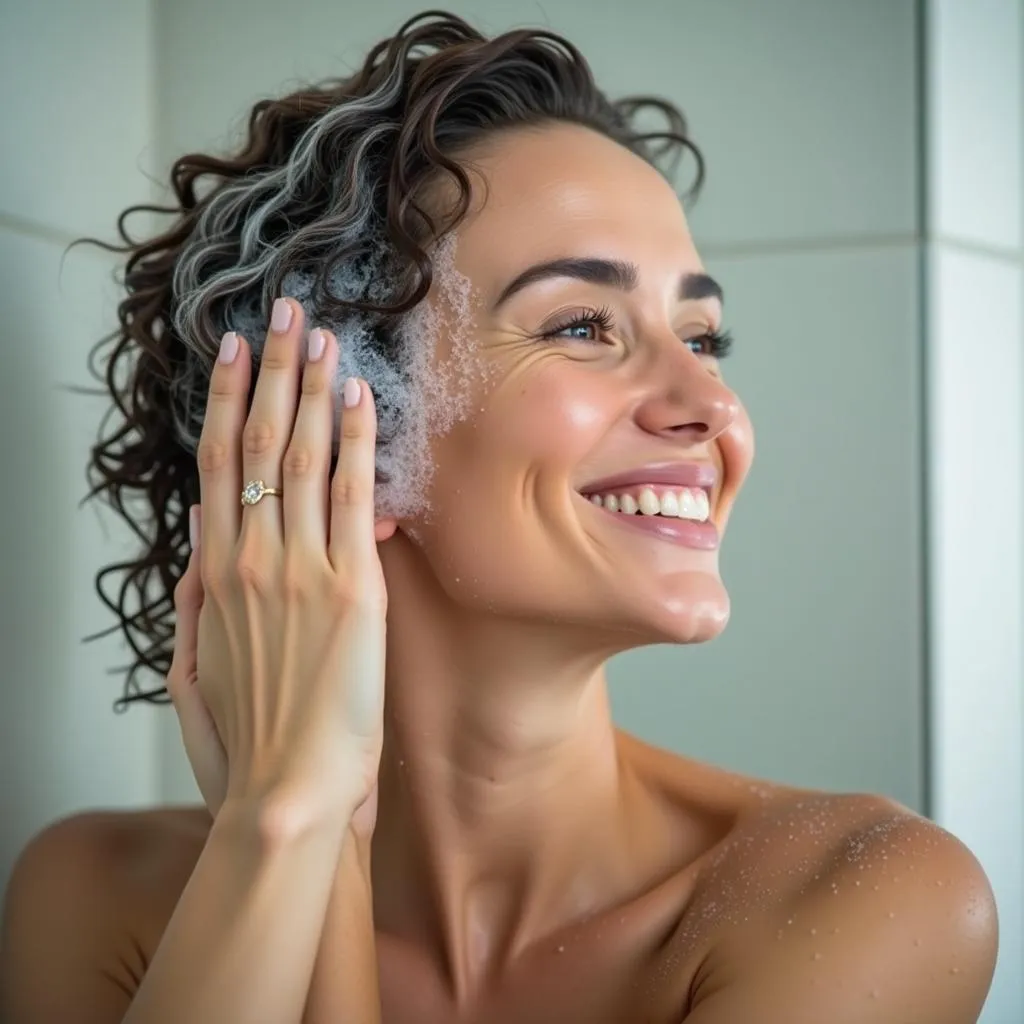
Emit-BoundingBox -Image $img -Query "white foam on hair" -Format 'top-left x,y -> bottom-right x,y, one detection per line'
231,232 -> 491,521
379,232 -> 495,519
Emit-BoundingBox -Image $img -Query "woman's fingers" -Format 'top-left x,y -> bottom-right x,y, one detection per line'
168,507 -> 228,815
167,509 -> 204,695
328,378 -> 381,581
282,327 -> 338,555
196,330 -> 252,580
238,297 -> 305,546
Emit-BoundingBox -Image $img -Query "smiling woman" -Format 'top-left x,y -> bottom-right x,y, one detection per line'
0,9 -> 997,1024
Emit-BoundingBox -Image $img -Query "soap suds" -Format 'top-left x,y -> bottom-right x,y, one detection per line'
232,232 -> 494,520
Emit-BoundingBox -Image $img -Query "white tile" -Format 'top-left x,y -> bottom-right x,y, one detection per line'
153,0 -> 918,248
928,0 -> 1023,251
0,0 -> 156,239
927,245 -> 1022,1023
609,245 -> 925,810
0,228 -> 159,885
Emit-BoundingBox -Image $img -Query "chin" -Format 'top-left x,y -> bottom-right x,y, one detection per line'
621,573 -> 732,647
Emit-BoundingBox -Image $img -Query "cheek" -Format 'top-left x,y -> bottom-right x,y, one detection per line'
716,401 -> 755,522
491,366 -> 613,463
414,369 -> 612,568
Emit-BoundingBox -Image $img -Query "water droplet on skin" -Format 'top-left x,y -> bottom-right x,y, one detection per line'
888,912 -> 896,919
950,967 -> 960,975
813,952 -> 823,961
870,989 -> 880,999
557,945 -> 565,953
914,938 -> 922,946
809,928 -> 817,936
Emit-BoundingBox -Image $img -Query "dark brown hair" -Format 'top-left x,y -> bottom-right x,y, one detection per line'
70,9 -> 704,710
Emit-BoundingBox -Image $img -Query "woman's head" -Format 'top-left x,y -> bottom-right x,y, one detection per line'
79,10 -> 752,705
392,121 -> 753,654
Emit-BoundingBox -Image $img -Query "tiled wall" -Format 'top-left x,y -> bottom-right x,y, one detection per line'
0,1 -> 161,885
925,2 -> 1023,1019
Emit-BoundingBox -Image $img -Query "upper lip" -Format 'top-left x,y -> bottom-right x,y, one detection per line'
578,461 -> 718,494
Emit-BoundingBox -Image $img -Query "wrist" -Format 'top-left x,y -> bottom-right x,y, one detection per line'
217,786 -> 356,850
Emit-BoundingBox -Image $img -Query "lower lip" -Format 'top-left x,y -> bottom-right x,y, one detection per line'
586,502 -> 720,550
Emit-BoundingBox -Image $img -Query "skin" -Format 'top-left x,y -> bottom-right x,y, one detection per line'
1,123 -> 998,1023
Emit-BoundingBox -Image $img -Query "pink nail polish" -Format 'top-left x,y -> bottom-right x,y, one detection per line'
271,297 -> 293,333
218,331 -> 239,364
307,327 -> 326,361
342,377 -> 361,408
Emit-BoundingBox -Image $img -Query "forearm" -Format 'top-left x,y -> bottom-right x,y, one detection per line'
302,828 -> 381,1024
122,800 -> 348,1024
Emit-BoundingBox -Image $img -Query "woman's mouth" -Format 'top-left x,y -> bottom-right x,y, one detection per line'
583,485 -> 711,522
577,486 -> 720,550
575,463 -> 721,551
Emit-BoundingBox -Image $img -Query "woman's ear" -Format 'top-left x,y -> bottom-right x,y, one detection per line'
374,517 -> 399,542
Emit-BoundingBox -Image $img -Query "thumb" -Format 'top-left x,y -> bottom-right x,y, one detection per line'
167,505 -> 227,815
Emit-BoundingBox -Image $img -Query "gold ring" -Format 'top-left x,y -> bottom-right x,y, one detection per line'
240,479 -> 283,506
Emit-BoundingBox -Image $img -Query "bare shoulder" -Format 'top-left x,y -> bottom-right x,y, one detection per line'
680,785 -> 998,1023
0,805 -> 210,1023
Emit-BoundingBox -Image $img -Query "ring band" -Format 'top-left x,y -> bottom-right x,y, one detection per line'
241,479 -> 283,506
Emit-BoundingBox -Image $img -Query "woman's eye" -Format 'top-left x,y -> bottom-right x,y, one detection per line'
686,329 -> 734,359
561,322 -> 600,341
540,306 -> 616,344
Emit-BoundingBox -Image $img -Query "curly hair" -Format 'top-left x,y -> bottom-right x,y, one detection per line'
70,8 -> 705,710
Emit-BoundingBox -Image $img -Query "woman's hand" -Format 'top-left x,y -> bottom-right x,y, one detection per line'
166,298 -> 388,837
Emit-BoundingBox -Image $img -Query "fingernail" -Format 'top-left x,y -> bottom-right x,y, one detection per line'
218,331 -> 238,364
307,327 -> 326,361
342,377 -> 361,408
271,297 -> 293,333
189,505 -> 202,550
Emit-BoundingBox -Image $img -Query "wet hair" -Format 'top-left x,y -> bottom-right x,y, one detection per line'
70,8 -> 704,709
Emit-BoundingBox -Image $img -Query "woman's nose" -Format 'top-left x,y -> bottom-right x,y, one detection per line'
632,349 -> 741,444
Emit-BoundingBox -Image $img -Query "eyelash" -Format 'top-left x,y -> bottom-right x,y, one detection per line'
539,305 -> 733,358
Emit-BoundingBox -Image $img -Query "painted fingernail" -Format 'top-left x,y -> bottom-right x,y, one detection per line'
218,331 -> 239,364
307,327 -> 326,361
189,505 -> 201,550
342,377 -> 361,408
271,297 -> 293,333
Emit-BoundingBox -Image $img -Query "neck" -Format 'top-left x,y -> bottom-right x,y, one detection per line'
370,532 -> 656,991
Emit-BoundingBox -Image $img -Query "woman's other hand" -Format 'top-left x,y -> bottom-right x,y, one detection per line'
167,298 -> 388,838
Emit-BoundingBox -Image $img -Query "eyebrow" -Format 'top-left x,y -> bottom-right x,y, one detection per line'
490,257 -> 724,311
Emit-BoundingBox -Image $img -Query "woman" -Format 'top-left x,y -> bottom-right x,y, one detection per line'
0,11 -> 997,1023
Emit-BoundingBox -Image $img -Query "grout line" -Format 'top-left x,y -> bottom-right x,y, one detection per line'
701,232 -> 1023,263
0,211 -> 115,256
915,0 -> 934,822
929,233 -> 1023,264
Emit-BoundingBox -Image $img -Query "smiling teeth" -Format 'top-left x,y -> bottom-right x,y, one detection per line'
588,487 -> 710,522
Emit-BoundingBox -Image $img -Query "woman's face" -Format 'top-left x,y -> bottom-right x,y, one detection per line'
401,121 -> 754,648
